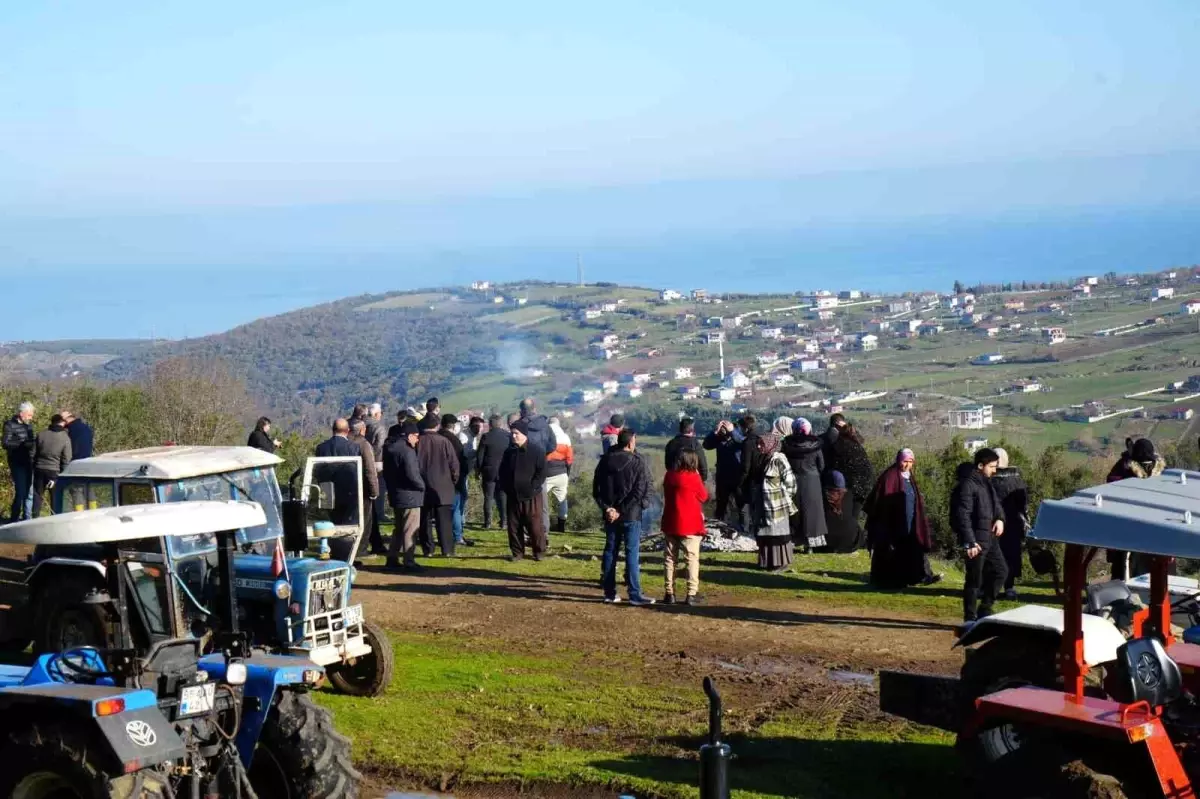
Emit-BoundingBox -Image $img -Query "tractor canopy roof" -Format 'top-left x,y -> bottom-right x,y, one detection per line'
0,501 -> 266,546
60,445 -> 283,480
1031,469 -> 1200,557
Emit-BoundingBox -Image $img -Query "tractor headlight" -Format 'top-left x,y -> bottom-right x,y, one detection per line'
226,662 -> 248,686
273,579 -> 292,600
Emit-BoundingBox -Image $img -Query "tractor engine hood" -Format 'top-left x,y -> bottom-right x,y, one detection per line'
233,555 -> 352,595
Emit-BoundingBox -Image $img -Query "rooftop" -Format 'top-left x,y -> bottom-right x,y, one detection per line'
0,501 -> 266,546
61,446 -> 284,481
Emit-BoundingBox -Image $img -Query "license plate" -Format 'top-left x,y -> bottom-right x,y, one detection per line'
343,605 -> 363,626
179,683 -> 216,717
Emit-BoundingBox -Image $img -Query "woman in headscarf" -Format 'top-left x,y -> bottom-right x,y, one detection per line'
865,449 -> 939,588
749,428 -> 797,572
827,422 -> 874,507
781,417 -> 829,551
990,448 -> 1028,600
817,470 -> 864,553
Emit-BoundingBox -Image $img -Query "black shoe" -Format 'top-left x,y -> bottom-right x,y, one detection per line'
920,574 -> 943,586
555,519 -> 567,534
385,559 -> 402,572
662,594 -> 675,605
532,553 -> 543,562
509,554 -> 524,562
685,594 -> 705,606
461,538 -> 476,547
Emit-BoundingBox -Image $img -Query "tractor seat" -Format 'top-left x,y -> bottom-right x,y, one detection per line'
1110,637 -> 1183,708
1086,580 -> 1134,614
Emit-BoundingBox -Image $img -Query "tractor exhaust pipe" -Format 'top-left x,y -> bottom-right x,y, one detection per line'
699,676 -> 732,799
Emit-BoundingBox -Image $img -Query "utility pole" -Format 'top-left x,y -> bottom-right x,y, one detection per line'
577,253 -> 584,287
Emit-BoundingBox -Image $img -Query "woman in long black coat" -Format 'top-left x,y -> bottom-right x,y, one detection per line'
828,423 -> 874,506
781,418 -> 828,550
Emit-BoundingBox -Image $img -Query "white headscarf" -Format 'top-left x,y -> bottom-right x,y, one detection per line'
772,416 -> 794,437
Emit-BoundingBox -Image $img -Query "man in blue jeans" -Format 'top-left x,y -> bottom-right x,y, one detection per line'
3,402 -> 36,523
592,428 -> 655,606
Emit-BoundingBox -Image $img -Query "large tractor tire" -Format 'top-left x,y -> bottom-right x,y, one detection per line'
0,722 -> 168,798
249,691 -> 361,799
326,620 -> 394,697
34,573 -> 109,655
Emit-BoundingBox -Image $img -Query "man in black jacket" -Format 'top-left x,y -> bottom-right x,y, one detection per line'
592,429 -> 655,605
3,402 -> 36,522
518,398 -> 556,460
665,417 -> 709,483
476,415 -> 510,529
703,419 -> 742,527
952,448 -> 1007,622
383,423 -> 425,571
439,414 -> 474,548
418,414 -> 459,557
499,420 -> 546,560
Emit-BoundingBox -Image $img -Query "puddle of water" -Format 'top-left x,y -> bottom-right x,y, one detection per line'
713,659 -> 749,672
827,669 -> 875,686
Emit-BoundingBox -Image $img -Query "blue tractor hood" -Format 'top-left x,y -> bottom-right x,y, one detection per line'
233,555 -> 352,595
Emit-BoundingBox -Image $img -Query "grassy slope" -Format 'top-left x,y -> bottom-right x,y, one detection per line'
320,530 -> 1054,798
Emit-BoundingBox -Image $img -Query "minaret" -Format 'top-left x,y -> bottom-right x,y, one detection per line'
719,339 -> 726,380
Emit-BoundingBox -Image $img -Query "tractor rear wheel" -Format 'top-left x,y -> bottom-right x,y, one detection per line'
326,620 -> 394,697
0,722 -> 167,799
34,574 -> 109,655
249,690 -> 361,799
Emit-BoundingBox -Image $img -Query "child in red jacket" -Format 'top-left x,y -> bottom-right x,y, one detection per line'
661,449 -> 709,605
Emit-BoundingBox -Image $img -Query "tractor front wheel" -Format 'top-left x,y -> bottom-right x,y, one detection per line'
249,690 -> 361,799
0,722 -> 167,799
326,620 -> 394,697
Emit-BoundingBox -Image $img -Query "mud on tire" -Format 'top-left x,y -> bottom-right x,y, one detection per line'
0,721 -> 167,799
249,690 -> 361,799
327,619 -> 394,697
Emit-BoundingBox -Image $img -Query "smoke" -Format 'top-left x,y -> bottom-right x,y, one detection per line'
495,338 -> 540,380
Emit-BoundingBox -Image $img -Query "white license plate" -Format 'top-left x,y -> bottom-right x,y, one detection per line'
343,605 -> 363,626
179,683 -> 216,717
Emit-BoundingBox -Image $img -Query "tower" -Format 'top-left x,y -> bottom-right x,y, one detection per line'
577,253 -> 584,287
719,339 -> 725,380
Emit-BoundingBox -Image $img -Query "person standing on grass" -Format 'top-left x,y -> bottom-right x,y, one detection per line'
952,448 -> 1007,623
703,419 -> 743,528
593,428 -> 655,606
463,416 -> 484,524
601,413 -> 624,454
31,413 -> 72,518
500,420 -> 547,561
827,422 -> 874,509
440,414 -> 475,548
990,448 -> 1028,601
865,449 -> 940,589
248,417 -> 282,454
749,428 -> 796,573
383,422 -> 425,572
3,402 -> 36,522
417,414 -> 459,557
665,417 -> 709,484
61,411 -> 93,461
661,448 -> 708,606
477,414 -> 510,529
344,419 -> 381,562
366,403 -> 388,555
541,417 -> 573,535
781,417 -> 828,552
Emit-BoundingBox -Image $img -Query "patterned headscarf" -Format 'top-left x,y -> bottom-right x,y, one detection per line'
772,416 -> 794,437
758,432 -> 780,456
793,417 -> 812,435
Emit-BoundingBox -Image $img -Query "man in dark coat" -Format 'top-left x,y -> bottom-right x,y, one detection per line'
383,423 -> 425,571
476,414 -> 510,529
315,419 -> 359,458
439,414 -> 473,547
32,413 -> 72,518
365,403 -> 388,556
347,419 -> 381,560
665,417 -> 709,483
499,420 -> 547,560
518,398 -> 556,460
703,419 -> 744,528
952,448 -> 1007,622
417,414 -> 459,557
1105,438 -> 1167,580
3,402 -> 36,522
313,419 -> 362,548
592,429 -> 655,605
991,448 -> 1028,600
62,411 -> 94,460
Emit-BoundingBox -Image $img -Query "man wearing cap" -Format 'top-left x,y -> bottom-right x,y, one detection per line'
417,413 -> 459,556
383,422 -> 425,571
499,419 -> 547,561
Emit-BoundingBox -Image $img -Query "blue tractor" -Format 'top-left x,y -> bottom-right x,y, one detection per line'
0,501 -> 361,798
39,446 -> 393,697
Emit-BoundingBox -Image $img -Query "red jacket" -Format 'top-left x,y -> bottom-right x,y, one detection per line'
661,469 -> 709,536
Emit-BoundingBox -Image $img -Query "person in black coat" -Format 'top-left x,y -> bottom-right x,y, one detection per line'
952,449 -> 1007,622
382,423 -> 425,571
499,420 -> 547,560
248,417 -> 281,454
518,398 -> 556,461
62,411 -> 94,461
990,448 -> 1028,599
665,417 -> 709,483
417,414 -> 459,557
703,420 -> 743,526
827,423 -> 874,506
781,418 -> 828,550
817,471 -> 864,553
476,415 -> 510,529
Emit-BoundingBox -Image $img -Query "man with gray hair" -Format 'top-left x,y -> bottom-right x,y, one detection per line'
364,403 -> 388,556
342,418 -> 381,564
3,402 -> 36,522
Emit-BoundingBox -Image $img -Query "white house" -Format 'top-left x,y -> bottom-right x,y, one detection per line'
943,296 -> 960,309
866,319 -> 892,334
812,296 -> 840,310
720,316 -> 744,329
673,367 -> 694,380
802,339 -> 821,354
756,351 -> 780,366
493,296 -> 506,304
949,404 -> 995,429
857,334 -> 879,351
678,384 -> 701,397
470,281 -> 492,291
1074,284 -> 1092,297
593,333 -> 620,348
839,290 -> 862,300
600,302 -> 619,313
1184,300 -> 1200,315
887,300 -> 912,314
723,370 -> 752,389
629,372 -> 653,386
972,353 -> 1005,366
705,331 -> 726,344
1085,276 -> 1099,286
1004,299 -> 1025,311
601,380 -> 620,395
903,319 -> 923,333
1011,380 -> 1043,393
569,388 -> 603,404
965,437 -> 989,454
960,293 -> 977,304
1043,327 -> 1066,344
1152,287 -> 1176,301
815,309 -> 836,321
772,373 -> 796,388
710,387 -> 737,402
660,289 -> 683,302
761,327 -> 784,340
579,308 -> 603,321
794,359 -> 825,373
511,297 -> 528,306
978,326 -> 1000,338
620,385 -> 643,399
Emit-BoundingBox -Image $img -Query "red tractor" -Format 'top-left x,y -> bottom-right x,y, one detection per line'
882,469 -> 1200,797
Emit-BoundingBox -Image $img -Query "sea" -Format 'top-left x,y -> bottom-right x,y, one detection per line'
10,204 -> 1200,343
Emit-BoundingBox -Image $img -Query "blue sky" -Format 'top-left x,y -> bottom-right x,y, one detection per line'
1,1 -> 1199,332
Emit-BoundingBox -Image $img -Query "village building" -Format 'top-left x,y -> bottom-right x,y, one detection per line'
1043,327 -> 1066,344
839,289 -> 862,300
772,373 -> 796,388
1152,286 -> 1176,301
678,384 -> 702,397
710,387 -> 736,402
1184,300 -> 1200,315
589,345 -> 615,360
1011,379 -> 1043,393
569,388 -> 603,405
972,353 -> 1005,366
949,404 -> 995,429
673,366 -> 693,380
691,289 -> 708,301
723,370 -> 752,389
578,308 -> 603,321
887,300 -> 912,314
705,330 -> 726,344
761,327 -> 784,340
660,289 -> 683,302
620,385 -> 643,399
857,333 -> 879,351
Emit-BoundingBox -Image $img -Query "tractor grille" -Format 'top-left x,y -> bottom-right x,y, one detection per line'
306,568 -> 348,617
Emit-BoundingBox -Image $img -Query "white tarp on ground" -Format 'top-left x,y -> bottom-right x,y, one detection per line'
641,519 -> 758,553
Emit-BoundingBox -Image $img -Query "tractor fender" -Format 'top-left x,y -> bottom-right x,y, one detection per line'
27,558 -> 107,590
955,604 -> 1126,667
0,684 -> 186,772
198,651 -> 321,766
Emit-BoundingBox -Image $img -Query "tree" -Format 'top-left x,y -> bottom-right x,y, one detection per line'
143,357 -> 251,446
953,280 -> 965,295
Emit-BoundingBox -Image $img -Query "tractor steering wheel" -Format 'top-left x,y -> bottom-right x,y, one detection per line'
47,647 -> 115,685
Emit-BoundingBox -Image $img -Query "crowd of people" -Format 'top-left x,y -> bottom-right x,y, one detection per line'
2,402 -> 93,523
